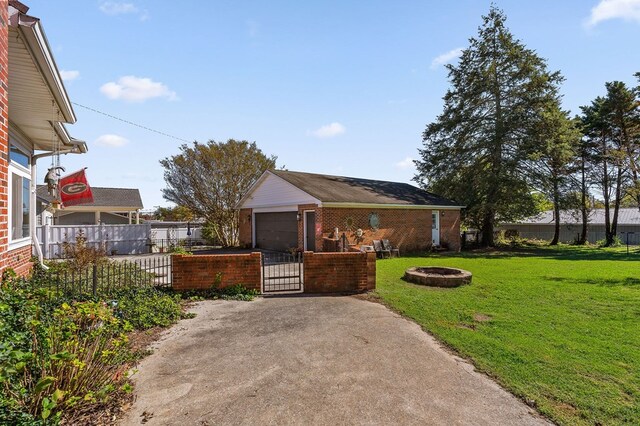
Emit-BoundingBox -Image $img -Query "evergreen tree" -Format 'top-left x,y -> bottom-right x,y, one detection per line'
528,106 -> 581,245
581,78 -> 639,245
415,6 -> 564,246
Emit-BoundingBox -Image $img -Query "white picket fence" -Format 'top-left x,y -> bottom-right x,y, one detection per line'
37,224 -> 152,259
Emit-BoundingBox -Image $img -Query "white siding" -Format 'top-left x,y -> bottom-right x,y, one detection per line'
241,173 -> 320,209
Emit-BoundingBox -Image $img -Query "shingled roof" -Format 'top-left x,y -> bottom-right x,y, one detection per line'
37,185 -> 143,209
270,170 -> 460,206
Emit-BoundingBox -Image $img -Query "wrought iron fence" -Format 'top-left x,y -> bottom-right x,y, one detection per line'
37,256 -> 172,298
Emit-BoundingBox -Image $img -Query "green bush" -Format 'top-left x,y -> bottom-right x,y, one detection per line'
0,273 -> 132,424
112,287 -> 183,330
218,284 -> 260,301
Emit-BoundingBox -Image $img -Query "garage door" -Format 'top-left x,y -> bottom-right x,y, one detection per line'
254,212 -> 298,252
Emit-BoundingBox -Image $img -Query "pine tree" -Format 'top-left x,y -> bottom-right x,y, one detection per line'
528,106 -> 581,245
415,6 -> 564,246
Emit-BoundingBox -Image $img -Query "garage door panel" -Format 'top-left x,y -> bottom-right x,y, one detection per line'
255,212 -> 298,252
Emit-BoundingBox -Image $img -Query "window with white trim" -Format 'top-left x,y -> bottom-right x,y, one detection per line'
8,138 -> 32,244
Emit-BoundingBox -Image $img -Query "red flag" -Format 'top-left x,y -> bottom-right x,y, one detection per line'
59,169 -> 94,207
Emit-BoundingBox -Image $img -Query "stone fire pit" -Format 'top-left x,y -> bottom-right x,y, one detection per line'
404,267 -> 472,288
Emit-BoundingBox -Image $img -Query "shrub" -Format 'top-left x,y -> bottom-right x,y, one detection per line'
0,273 -> 132,424
60,231 -> 107,272
218,284 -> 260,301
112,287 -> 183,330
168,246 -> 192,255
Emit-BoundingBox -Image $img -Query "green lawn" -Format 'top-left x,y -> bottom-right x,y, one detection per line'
375,246 -> 640,426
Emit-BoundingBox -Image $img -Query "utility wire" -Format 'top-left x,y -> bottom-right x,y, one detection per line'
71,102 -> 193,143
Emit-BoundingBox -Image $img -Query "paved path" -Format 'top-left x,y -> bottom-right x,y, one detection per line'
121,297 -> 549,425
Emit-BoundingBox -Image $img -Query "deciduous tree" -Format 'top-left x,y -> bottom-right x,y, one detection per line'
160,139 -> 276,246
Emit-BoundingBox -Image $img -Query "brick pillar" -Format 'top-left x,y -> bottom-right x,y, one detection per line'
0,0 -> 10,274
366,252 -> 376,290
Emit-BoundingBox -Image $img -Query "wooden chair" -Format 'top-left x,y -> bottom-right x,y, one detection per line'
372,240 -> 390,259
382,239 -> 400,258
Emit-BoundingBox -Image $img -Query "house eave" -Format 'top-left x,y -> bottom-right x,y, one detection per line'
321,202 -> 465,210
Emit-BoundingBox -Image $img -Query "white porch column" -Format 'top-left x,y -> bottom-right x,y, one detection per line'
128,211 -> 132,224
135,210 -> 140,224
95,211 -> 101,224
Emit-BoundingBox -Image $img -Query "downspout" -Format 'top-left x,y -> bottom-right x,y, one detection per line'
30,148 -> 79,268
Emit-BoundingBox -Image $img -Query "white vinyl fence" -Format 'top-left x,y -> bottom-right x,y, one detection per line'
37,224 -> 152,259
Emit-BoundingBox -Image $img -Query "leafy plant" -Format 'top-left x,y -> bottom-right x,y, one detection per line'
168,245 -> 192,255
112,287 -> 183,330
0,273 -> 132,423
60,231 -> 107,272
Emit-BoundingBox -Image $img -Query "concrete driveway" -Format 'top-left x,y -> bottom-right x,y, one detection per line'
121,296 -> 549,425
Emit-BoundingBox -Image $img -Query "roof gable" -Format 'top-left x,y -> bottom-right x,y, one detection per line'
238,171 -> 321,209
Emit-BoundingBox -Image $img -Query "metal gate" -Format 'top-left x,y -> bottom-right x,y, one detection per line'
262,251 -> 303,293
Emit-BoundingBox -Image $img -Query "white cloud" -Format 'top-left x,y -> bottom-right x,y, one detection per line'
99,2 -> 138,15
586,0 -> 640,26
430,47 -> 463,69
60,70 -> 80,81
99,2 -> 149,21
95,134 -> 129,147
395,157 -> 415,170
100,76 -> 177,102
309,122 -> 346,139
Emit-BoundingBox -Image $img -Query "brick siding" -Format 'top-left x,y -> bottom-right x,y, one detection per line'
440,210 -> 461,251
303,251 -> 376,294
238,208 -> 252,248
0,0 -> 10,275
297,203 -> 322,251
237,203 -> 462,253
5,245 -> 33,277
321,207 -> 460,253
172,253 -> 261,292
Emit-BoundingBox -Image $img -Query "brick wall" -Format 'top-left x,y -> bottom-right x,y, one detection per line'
321,208 -> 441,253
321,208 -> 462,253
303,251 -> 376,294
238,208 -> 252,248
5,245 -> 33,277
440,210 -> 461,251
0,0 -> 10,275
172,253 -> 261,292
297,203 -> 322,251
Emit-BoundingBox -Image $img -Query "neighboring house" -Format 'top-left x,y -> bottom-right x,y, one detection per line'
0,1 -> 87,275
237,170 -> 464,253
36,186 -> 143,225
499,209 -> 640,245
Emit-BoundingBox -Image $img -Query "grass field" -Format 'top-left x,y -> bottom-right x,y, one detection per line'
375,246 -> 640,425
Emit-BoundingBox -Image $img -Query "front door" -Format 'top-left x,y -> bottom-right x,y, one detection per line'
305,211 -> 316,251
432,211 -> 440,246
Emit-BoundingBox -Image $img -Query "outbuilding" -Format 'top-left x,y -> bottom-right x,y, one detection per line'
499,209 -> 640,245
237,170 -> 463,253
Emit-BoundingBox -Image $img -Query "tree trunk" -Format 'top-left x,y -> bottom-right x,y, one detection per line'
551,180 -> 560,245
610,168 -> 623,243
602,133 -> 613,245
481,210 -> 495,247
579,156 -> 588,244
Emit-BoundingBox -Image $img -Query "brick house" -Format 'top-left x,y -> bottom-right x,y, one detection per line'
0,1 -> 87,275
238,170 -> 463,253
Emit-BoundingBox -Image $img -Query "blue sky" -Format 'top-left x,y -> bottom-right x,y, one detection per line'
29,0 -> 640,209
